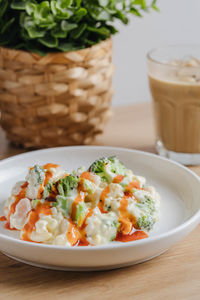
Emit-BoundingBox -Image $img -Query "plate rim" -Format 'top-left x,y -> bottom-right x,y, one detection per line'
0,145 -> 200,251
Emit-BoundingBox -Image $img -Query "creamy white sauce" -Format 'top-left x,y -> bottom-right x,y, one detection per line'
86,207 -> 118,245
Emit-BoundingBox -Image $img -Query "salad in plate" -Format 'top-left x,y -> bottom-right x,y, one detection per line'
0,156 -> 160,246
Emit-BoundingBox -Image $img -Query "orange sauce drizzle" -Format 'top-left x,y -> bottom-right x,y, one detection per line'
80,171 -> 95,183
78,172 -> 95,194
118,195 -> 139,235
126,180 -> 141,192
44,171 -> 53,186
77,239 -> 90,246
8,181 -> 29,223
115,230 -> 148,242
4,221 -> 17,230
37,184 -> 44,199
78,179 -> 85,193
66,209 -> 93,246
0,216 -> 6,221
22,202 -> 52,242
98,186 -> 110,213
80,208 -> 93,230
3,183 -> 29,230
113,175 -> 124,183
77,208 -> 94,246
43,163 -> 59,170
66,222 -> 81,246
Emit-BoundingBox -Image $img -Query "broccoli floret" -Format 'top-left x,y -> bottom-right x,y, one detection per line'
137,215 -> 154,231
145,196 -> 156,214
55,195 -> 74,217
31,165 -> 45,186
43,182 -> 52,199
54,175 -> 79,217
88,156 -> 126,182
75,202 -> 88,227
136,196 -> 156,216
57,175 -> 79,197
83,179 -> 95,194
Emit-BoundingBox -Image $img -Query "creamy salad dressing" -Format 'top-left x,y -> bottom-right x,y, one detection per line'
1,157 -> 160,247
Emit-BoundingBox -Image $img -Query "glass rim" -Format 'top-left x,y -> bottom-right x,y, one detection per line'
147,44 -> 200,69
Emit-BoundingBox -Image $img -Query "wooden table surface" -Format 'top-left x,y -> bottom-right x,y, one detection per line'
0,102 -> 199,300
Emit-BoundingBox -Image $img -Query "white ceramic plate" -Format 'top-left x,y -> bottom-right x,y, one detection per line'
0,146 -> 200,271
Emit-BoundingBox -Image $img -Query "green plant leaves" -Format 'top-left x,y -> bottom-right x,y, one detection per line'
61,20 -> 77,32
98,0 -> 110,7
38,34 -> 58,47
73,7 -> 87,23
70,22 -> 87,39
1,18 -> 15,34
0,0 -> 158,55
11,0 -> 27,10
0,1 -> 9,18
51,0 -> 73,19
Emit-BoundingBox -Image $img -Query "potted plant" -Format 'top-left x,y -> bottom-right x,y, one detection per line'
0,0 -> 158,148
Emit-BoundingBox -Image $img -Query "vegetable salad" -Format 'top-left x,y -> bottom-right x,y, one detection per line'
2,157 -> 160,246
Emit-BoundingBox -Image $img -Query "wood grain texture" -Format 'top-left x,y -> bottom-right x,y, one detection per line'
0,102 -> 199,300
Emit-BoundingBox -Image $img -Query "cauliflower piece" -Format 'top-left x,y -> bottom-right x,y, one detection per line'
86,207 -> 118,245
26,165 -> 45,199
10,198 -> 31,230
103,183 -> 124,213
48,166 -> 67,182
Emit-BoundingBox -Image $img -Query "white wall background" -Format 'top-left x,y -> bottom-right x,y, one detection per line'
112,0 -> 200,106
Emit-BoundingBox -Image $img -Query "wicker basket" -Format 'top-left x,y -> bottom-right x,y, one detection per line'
0,39 -> 114,148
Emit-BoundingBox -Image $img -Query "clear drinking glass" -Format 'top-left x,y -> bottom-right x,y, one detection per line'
147,45 -> 200,165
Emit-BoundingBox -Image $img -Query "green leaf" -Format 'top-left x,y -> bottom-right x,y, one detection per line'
38,35 -> 58,48
88,6 -> 111,21
98,0 -> 109,7
51,0 -> 73,19
87,26 -> 110,37
33,2 -> 55,28
1,18 -> 15,35
0,1 -> 9,18
75,0 -> 82,7
70,22 -> 87,39
115,10 -> 128,24
25,3 -> 37,15
151,1 -> 159,12
61,20 -> 78,32
132,0 -> 147,9
73,7 -> 87,23
94,10 -> 111,21
11,0 -> 27,10
129,8 -> 142,17
57,42 -> 81,52
22,16 -> 46,38
51,27 -> 67,38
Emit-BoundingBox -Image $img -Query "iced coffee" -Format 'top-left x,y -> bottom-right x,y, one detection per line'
147,46 -> 200,165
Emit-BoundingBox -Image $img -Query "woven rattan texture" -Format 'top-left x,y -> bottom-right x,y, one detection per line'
0,39 -> 114,148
